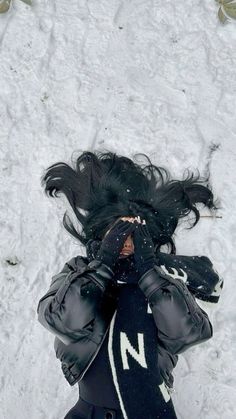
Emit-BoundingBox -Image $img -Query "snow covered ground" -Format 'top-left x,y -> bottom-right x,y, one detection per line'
0,1 -> 236,418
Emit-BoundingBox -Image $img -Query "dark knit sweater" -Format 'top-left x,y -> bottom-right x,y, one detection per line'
78,323 -> 121,408
78,253 -> 179,418
78,254 -> 138,409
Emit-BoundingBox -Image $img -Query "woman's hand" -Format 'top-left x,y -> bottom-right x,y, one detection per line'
132,217 -> 156,277
96,219 -> 136,269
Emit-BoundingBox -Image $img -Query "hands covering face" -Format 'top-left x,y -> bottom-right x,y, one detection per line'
118,217 -> 143,257
96,215 -> 156,277
131,217 -> 156,276
114,216 -> 156,276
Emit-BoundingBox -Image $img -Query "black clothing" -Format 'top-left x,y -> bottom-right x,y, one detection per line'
64,395 -> 123,419
78,255 -> 138,410
63,395 -> 178,419
37,251 -> 223,418
78,326 -> 120,409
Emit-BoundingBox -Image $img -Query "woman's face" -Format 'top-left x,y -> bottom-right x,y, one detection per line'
104,216 -> 136,258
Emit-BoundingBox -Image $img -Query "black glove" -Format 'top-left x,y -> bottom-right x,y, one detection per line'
96,219 -> 136,270
133,220 -> 156,278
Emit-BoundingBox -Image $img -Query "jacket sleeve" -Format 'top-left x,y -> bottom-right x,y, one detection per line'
182,256 -> 224,316
138,264 -> 215,355
36,257 -> 117,346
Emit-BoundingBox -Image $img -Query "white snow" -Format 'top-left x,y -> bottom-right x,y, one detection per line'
0,1 -> 235,419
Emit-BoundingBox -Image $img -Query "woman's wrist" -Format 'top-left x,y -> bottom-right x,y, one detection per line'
136,262 -> 156,278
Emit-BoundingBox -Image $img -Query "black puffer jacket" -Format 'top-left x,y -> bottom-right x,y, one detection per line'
37,251 -> 223,389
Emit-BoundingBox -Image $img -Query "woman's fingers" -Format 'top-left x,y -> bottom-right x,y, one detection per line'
107,220 -> 135,240
119,216 -> 146,224
134,216 -> 146,224
120,216 -> 146,224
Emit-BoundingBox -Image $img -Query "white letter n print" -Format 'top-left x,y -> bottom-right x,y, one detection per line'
120,332 -> 148,370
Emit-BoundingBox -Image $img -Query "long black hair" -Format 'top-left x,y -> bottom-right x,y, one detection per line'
40,150 -> 221,255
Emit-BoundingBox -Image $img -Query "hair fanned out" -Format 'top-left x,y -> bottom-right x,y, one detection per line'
40,150 -> 221,255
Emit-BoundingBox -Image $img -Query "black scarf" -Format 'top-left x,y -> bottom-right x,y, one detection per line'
86,240 -> 178,419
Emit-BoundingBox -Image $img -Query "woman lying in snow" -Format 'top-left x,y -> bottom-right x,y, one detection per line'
37,151 -> 224,419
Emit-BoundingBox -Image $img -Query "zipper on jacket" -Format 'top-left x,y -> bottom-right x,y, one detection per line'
164,381 -> 175,396
70,320 -> 112,383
